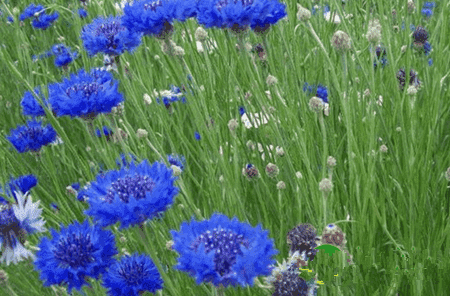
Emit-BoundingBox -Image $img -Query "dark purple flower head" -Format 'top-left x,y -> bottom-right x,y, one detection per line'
396,68 -> 420,91
286,223 -> 320,261
81,16 -> 142,57
413,26 -> 428,44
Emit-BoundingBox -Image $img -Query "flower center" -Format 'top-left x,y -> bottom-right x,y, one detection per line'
54,233 -> 96,268
66,82 -> 101,97
104,175 -> 155,203
143,0 -> 162,11
191,228 -> 250,276
118,261 -> 149,285
216,0 -> 254,12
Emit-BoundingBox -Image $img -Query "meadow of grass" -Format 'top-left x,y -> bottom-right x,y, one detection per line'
0,0 -> 450,295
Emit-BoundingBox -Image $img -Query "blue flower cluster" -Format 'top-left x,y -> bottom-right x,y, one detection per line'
196,0 -> 286,33
6,120 -> 57,153
81,16 -> 142,57
50,43 -> 78,68
0,174 -> 38,202
48,68 -> 124,118
78,8 -> 88,18
421,2 -> 436,18
20,4 -> 59,30
302,82 -> 328,103
122,0 -> 197,37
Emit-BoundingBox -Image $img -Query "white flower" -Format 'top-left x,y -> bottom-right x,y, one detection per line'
324,11 -> 341,24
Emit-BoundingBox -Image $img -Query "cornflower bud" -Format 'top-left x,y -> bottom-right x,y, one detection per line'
276,146 -> 285,157
327,156 -> 337,168
407,0 -> 416,13
319,178 -> 333,193
276,181 -> 286,190
195,27 -> 208,42
445,167 -> 450,181
228,118 -> 238,132
266,74 -> 278,86
296,4 -> 311,21
136,128 -> 148,138
331,30 -> 351,53
309,97 -> 324,113
265,163 -> 280,178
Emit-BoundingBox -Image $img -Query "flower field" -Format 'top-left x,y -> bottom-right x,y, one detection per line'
0,0 -> 449,295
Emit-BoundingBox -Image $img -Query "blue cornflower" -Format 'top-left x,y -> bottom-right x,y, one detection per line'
250,0 -> 287,33
194,131 -> 201,140
34,220 -> 118,294
51,44 -> 78,68
428,58 -> 433,66
31,11 -> 59,29
95,126 -> 113,138
2,175 -> 38,202
19,4 -> 45,21
316,84 -> 328,103
81,15 -> 142,57
197,0 -> 286,33
48,68 -> 124,119
424,41 -> 432,55
170,213 -> 278,287
421,8 -> 432,17
0,191 -> 46,265
167,154 -> 186,170
72,182 -> 81,191
423,1 -> 436,9
7,16 -> 14,23
122,0 -> 195,38
83,160 -> 179,229
239,106 -> 246,116
373,45 -> 388,69
102,253 -> 164,296
7,120 -> 57,153
155,86 -> 187,107
21,87 -> 49,117
78,8 -> 88,18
